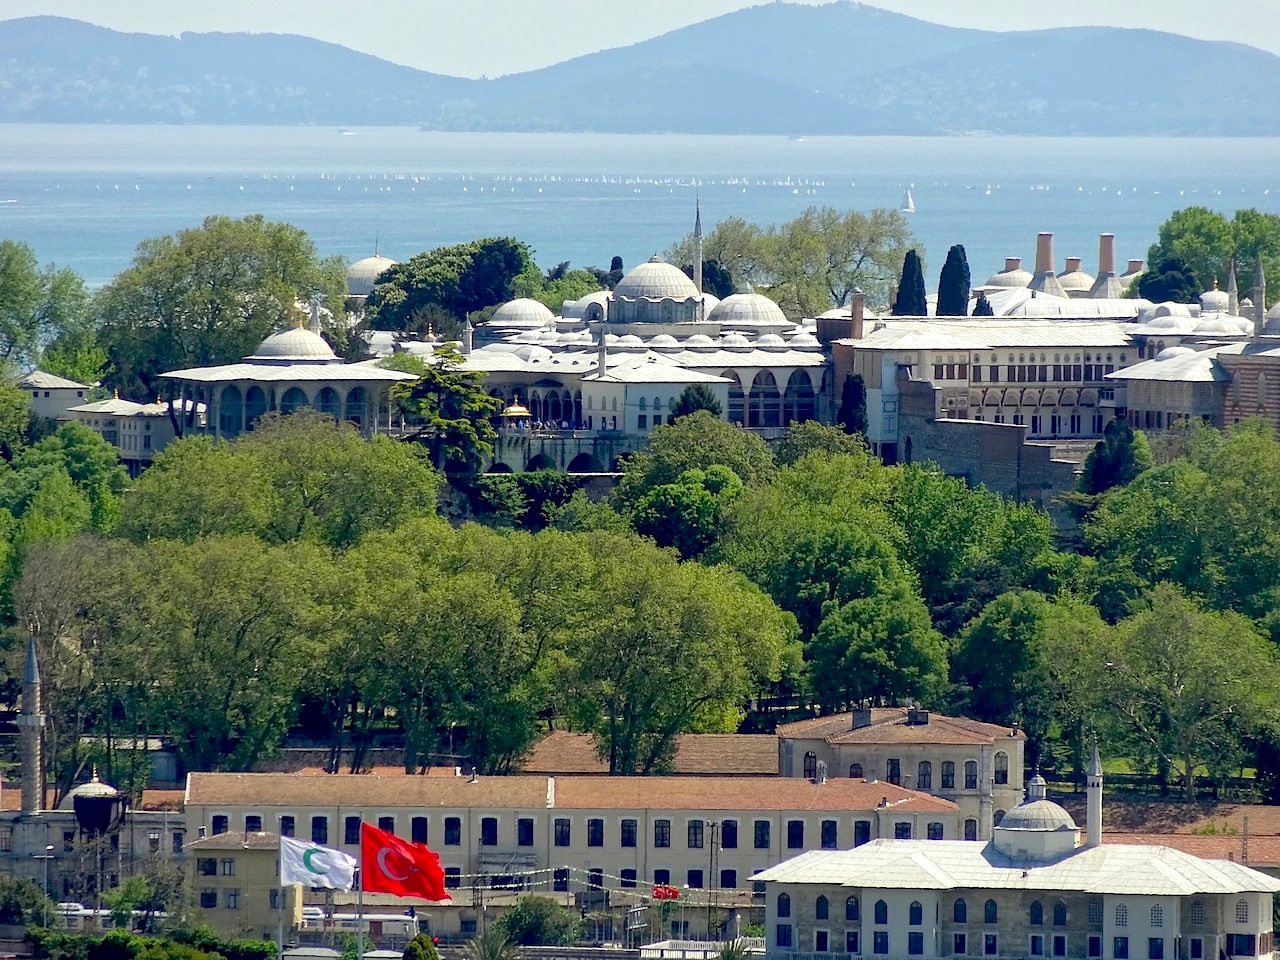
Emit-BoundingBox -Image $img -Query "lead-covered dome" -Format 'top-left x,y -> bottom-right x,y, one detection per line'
248,327 -> 339,363
708,291 -> 789,327
998,800 -> 1078,833
347,254 -> 398,298
490,298 -> 557,328
613,258 -> 699,301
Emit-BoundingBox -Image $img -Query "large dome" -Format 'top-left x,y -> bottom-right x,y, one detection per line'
489,298 -> 556,328
613,258 -> 699,301
708,292 -> 789,327
248,327 -> 339,363
346,255 -> 397,298
997,800 -> 1078,832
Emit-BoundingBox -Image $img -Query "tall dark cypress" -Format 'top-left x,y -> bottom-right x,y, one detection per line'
937,244 -> 971,316
892,249 -> 927,316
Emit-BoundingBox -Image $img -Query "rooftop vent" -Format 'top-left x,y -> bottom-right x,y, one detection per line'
905,708 -> 930,726
852,707 -> 873,729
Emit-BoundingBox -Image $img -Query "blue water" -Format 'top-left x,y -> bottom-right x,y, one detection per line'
1,125 -> 1278,289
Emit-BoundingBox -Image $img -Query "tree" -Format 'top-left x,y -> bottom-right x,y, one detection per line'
0,876 -> 55,925
681,259 -> 735,299
497,895 -> 578,946
835,373 -> 868,435
971,291 -> 994,316
1078,418 -> 1154,495
96,215 -> 347,398
665,217 -> 768,290
403,934 -> 442,960
380,350 -> 502,471
0,240 -> 91,370
891,249 -> 927,316
1136,258 -> 1200,304
775,421 -> 868,466
629,465 -> 743,559
1145,207 -> 1280,308
463,929 -> 519,960
671,384 -> 723,420
936,244 -> 971,316
0,382 -> 30,460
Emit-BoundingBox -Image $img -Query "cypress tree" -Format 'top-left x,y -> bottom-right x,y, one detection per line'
892,249 -> 927,316
937,244 -> 971,316
972,291 -> 995,316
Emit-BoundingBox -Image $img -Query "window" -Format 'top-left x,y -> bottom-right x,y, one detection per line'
63,831 -> 75,852
1149,905 -> 1162,928
687,869 -> 704,889
1031,901 -> 1044,925
854,820 -> 871,846
754,820 -> 771,849
589,869 -> 604,890
1115,905 -> 1128,928
994,810 -> 1006,826
875,900 -> 888,925
510,817 -> 531,847
1190,902 -> 1204,925
554,818 -> 571,846
654,869 -> 670,885
721,820 -> 738,849
1089,899 -> 1103,927
985,935 -> 998,956
621,869 -> 637,888
200,889 -> 217,909
1149,939 -> 1164,960
311,816 -> 328,845
909,932 -> 924,956
848,932 -> 861,954
778,893 -> 791,918
1032,935 -> 1044,956
445,817 -> 461,846
482,817 -> 499,847
776,925 -> 793,948
965,819 -> 978,841
954,935 -> 967,956
787,820 -> 804,848
874,932 -> 890,955
1054,902 -> 1067,926
621,819 -> 637,848
1115,938 -> 1130,959
850,763 -> 864,778
553,868 -> 569,892
804,752 -> 818,778
1236,900 -> 1249,923
965,760 -> 978,790
638,415 -> 647,429
655,819 -> 672,848
821,820 -> 838,849
847,896 -> 860,921
225,888 -> 240,909
220,858 -> 235,876
994,751 -> 1009,784
378,816 -> 395,835
1088,937 -> 1102,958
245,815 -> 262,832
985,900 -> 998,924
212,815 -> 228,835
817,895 -> 829,920
721,869 -> 737,889
411,817 -> 429,844
586,818 -> 603,847
887,759 -> 901,785
688,820 -> 704,848
909,901 -> 923,926
1189,940 -> 1203,960
928,822 -> 944,840
1228,936 -> 1256,957
345,816 -> 360,845
918,761 -> 933,789
1054,935 -> 1067,957
280,816 -> 295,837
173,831 -> 184,854
895,822 -> 912,840
197,858 -> 217,877
942,761 -> 955,789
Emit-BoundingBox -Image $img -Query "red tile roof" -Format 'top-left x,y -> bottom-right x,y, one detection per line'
1107,833 -> 1280,868
521,732 -> 777,776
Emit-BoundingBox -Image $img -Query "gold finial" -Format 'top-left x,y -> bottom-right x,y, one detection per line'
91,765 -> 100,783
113,389 -> 119,399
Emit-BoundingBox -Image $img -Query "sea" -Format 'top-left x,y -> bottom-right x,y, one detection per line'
1,125 -> 1279,290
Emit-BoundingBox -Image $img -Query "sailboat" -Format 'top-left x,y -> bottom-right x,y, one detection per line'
900,189 -> 916,213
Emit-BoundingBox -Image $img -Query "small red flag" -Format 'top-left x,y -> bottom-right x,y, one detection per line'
360,821 -> 451,902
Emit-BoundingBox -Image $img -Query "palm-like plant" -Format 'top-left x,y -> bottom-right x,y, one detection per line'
718,939 -> 750,960
464,928 -> 521,960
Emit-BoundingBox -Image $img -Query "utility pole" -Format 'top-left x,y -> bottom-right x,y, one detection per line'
34,844 -> 54,928
707,822 -> 719,942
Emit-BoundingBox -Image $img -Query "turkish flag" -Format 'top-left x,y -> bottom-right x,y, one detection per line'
360,822 -> 451,902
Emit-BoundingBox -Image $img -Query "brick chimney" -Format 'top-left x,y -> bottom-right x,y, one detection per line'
851,288 -> 865,340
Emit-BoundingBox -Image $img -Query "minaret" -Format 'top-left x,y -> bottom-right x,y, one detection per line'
596,322 -> 608,374
18,635 -> 43,815
462,317 -> 473,355
1254,256 -> 1267,340
1086,738 -> 1103,848
693,196 -> 704,320
1227,260 -> 1239,317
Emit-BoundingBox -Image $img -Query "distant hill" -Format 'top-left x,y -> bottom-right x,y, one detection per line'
3,4 -> 1279,134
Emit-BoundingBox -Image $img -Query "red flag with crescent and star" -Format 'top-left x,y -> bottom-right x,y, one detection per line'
360,821 -> 451,901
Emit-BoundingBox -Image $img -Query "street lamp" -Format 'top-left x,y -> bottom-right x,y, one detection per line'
34,844 -> 54,928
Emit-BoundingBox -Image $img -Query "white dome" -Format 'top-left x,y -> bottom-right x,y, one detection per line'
819,307 -> 850,319
996,799 -> 1078,833
756,334 -> 787,347
346,254 -> 397,297
615,335 -> 644,347
720,332 -> 752,349
248,327 -> 339,362
561,289 -> 611,320
789,332 -> 821,347
1156,346 -> 1196,359
684,334 -> 717,348
649,334 -> 680,348
490,298 -> 556,328
1201,288 -> 1230,313
708,292 -> 789,327
699,293 -> 721,314
1058,267 -> 1096,293
984,264 -> 1033,288
613,258 -> 699,301
1192,315 -> 1242,336
59,772 -> 121,810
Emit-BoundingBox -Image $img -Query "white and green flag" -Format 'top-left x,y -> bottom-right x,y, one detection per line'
280,836 -> 357,891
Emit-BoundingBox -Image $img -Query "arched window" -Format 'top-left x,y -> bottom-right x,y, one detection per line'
846,897 -> 860,922
343,387 -> 364,428
1030,901 -> 1043,926
315,386 -> 341,421
984,900 -> 998,924
994,810 -> 1006,826
909,902 -> 923,926
777,893 -> 790,918
803,752 -> 818,779
953,899 -> 967,924
1236,900 -> 1249,924
816,896 -> 829,920
964,760 -> 978,790
1115,905 -> 1127,928
653,396 -> 662,411
994,751 -> 1009,784
850,763 -> 864,779
279,386 -> 308,415
917,761 -> 932,789
638,397 -> 647,411
1150,905 -> 1163,928
1053,902 -> 1067,927
942,761 -> 955,789
874,901 -> 888,925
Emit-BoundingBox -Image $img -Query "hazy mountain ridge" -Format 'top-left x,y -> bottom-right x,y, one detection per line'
2,5 -> 1279,134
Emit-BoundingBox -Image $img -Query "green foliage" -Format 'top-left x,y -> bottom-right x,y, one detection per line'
835,374 -> 868,436
891,249 -> 927,316
462,929 -> 519,960
0,875 -> 54,925
403,933 -> 442,960
971,291 -> 994,316
1146,206 -> 1280,308
1136,258 -> 1200,304
0,240 -> 90,370
381,350 -> 502,471
671,384 -> 723,420
0,380 -> 31,460
496,895 -> 579,946
630,465 -> 743,559
1078,418 -> 1154,496
936,244 -> 971,316
775,421 -> 868,466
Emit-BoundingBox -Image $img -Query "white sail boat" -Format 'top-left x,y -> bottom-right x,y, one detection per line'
900,189 -> 916,213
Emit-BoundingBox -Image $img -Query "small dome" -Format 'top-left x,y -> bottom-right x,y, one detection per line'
996,799 -> 1078,833
248,327 -> 339,362
1058,265 -> 1097,293
756,333 -> 787,347
613,258 -> 699,301
684,334 -> 717,348
479,344 -> 553,362
708,292 -> 789,327
561,290 -> 611,320
1201,287 -> 1230,313
699,293 -> 721,314
59,771 -> 121,810
649,334 -> 680,348
1192,314 -> 1242,336
789,332 -> 821,347
819,307 -> 850,319
1156,346 -> 1196,359
490,298 -> 557,328
346,254 -> 397,298
985,263 -> 1033,289
720,332 -> 752,349
614,335 -> 644,347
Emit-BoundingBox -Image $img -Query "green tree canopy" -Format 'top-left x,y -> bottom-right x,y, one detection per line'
629,465 -> 742,559
1136,257 -> 1200,305
671,383 -> 723,420
1078,417 -> 1154,496
380,349 -> 502,471
497,895 -> 578,946
0,240 -> 91,370
936,244 -> 971,317
1145,206 -> 1280,308
891,248 -> 927,316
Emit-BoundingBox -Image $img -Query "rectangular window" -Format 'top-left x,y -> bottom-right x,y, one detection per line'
1089,937 -> 1102,958
444,867 -> 461,890
986,935 -> 999,956
928,822 -> 944,840
518,818 -> 534,847
1229,936 -> 1256,957
688,820 -> 704,849
721,869 -> 737,889
754,820 -> 770,849
954,935 -> 966,955
270,889 -> 281,910
776,924 -> 793,949
587,818 -> 603,847
378,816 -> 395,835
874,931 -> 890,955
172,831 -> 185,854
279,816 -> 295,838
887,759 -> 901,785
554,818 -> 571,847
895,822 -> 912,840
721,820 -> 738,849
225,888 -> 240,909
1190,940 -> 1203,960
910,932 -> 925,955
1148,939 -> 1164,960
787,820 -> 804,849
655,819 -> 671,848
412,817 -> 429,845
1032,415 -> 1042,434
197,858 -> 217,877
973,367 -> 983,383
821,820 -> 837,849
212,816 -> 228,836
687,869 -> 704,889
942,763 -> 955,789
638,415 -> 647,429
990,366 -> 1000,383
934,364 -> 945,381
1115,937 -> 1130,959
589,868 -> 604,890
854,820 -> 871,846
553,868 -> 569,892
345,816 -> 360,845
965,819 -> 978,841
621,819 -> 637,848
481,817 -> 498,847
621,869 -> 637,888
200,889 -> 217,909
848,932 -> 861,954
445,817 -> 461,846
816,930 -> 830,953
220,858 -> 235,876
1032,935 -> 1044,956
654,869 -> 671,885
311,816 -> 328,845
245,815 -> 262,832
1054,936 -> 1067,957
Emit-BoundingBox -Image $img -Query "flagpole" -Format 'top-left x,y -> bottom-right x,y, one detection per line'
276,822 -> 284,960
356,813 -> 364,960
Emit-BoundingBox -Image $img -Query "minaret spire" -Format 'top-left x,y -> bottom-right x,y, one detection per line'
1255,256 -> 1267,340
1086,736 -> 1103,847
1227,259 -> 1239,316
596,322 -> 608,375
693,191 -> 704,319
18,634 -> 44,814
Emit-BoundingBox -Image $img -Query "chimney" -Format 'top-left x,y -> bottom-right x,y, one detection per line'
1029,233 -> 1067,297
1098,234 -> 1117,275
1126,259 -> 1144,275
852,707 -> 872,729
1004,257 -> 1022,273
1064,257 -> 1083,274
851,288 -> 865,340
1089,235 -> 1124,299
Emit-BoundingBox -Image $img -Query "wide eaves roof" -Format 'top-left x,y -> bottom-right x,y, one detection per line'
777,709 -> 1022,746
1105,345 -> 1236,383
842,320 -> 1133,352
19,370 -> 90,389
159,363 -> 415,384
752,839 -> 1280,895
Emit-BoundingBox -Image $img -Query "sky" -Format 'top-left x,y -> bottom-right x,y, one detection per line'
3,0 -> 1278,77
